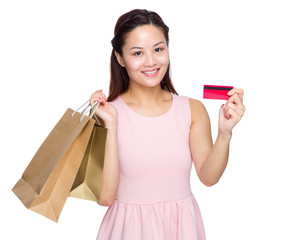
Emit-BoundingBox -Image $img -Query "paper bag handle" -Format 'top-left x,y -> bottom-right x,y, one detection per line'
72,100 -> 101,124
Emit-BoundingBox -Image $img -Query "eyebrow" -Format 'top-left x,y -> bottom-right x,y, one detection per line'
129,41 -> 165,50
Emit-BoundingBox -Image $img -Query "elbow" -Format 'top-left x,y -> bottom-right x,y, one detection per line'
97,198 -> 115,207
201,178 -> 219,187
97,185 -> 119,206
199,169 -> 220,187
203,181 -> 217,187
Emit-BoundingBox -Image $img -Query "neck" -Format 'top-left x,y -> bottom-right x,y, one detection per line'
123,83 -> 167,104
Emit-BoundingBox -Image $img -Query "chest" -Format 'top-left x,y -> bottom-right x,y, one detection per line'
116,113 -> 192,177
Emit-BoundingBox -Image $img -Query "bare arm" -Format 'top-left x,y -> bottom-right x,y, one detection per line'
189,88 -> 245,186
98,123 -> 119,206
90,90 -> 120,206
189,99 -> 223,186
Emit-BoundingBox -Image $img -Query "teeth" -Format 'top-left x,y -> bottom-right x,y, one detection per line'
143,69 -> 158,74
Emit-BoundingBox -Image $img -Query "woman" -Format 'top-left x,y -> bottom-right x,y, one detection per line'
91,9 -> 245,240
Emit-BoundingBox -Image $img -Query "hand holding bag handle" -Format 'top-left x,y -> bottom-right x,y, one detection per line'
72,100 -> 101,126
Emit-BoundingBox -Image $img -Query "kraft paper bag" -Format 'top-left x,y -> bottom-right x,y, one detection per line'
69,124 -> 107,202
12,104 -> 97,222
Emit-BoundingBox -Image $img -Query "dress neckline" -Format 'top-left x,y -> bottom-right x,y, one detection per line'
118,92 -> 174,118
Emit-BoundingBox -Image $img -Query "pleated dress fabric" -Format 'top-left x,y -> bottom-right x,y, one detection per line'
97,92 -> 206,240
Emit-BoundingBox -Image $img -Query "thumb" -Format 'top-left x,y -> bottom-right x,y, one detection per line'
219,104 -> 226,119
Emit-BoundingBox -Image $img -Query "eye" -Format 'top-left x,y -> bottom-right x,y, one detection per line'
134,51 -> 142,56
155,48 -> 162,53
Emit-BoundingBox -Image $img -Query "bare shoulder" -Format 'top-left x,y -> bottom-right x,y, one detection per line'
188,97 -> 209,124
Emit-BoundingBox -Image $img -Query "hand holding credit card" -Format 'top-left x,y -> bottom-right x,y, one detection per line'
203,85 -> 234,100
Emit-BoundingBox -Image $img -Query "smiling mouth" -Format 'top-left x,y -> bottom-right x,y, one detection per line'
142,68 -> 160,77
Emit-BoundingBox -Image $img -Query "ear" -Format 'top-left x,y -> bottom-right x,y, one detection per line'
114,51 -> 125,67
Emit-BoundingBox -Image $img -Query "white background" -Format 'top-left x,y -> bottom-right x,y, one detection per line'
1,0 -> 302,239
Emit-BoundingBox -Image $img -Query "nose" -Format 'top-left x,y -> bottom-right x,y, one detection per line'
144,52 -> 157,67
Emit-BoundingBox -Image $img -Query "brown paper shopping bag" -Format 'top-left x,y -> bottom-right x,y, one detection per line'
12,101 -> 99,222
69,124 -> 107,202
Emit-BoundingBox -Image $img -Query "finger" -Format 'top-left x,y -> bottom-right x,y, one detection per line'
91,90 -> 104,99
95,92 -> 108,100
228,88 -> 244,102
219,104 -> 225,118
97,96 -> 107,103
228,88 -> 243,96
101,93 -> 108,100
100,93 -> 108,103
233,94 -> 246,113
228,94 -> 245,112
90,98 -> 99,105
92,92 -> 107,101
90,95 -> 99,105
224,101 -> 244,117
225,107 -> 242,121
91,96 -> 106,106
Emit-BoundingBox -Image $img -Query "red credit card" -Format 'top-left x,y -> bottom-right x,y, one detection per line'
203,85 -> 234,100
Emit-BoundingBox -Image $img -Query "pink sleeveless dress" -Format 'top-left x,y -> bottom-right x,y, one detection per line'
97,92 -> 206,240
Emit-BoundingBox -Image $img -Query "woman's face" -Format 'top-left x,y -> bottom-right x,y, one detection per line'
116,24 -> 169,89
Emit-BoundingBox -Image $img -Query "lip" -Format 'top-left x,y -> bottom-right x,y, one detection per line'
142,68 -> 160,77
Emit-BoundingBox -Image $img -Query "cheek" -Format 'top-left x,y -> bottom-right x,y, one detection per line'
158,53 -> 170,66
124,57 -> 143,72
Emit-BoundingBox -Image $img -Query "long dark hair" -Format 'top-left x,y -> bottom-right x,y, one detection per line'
107,9 -> 178,102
